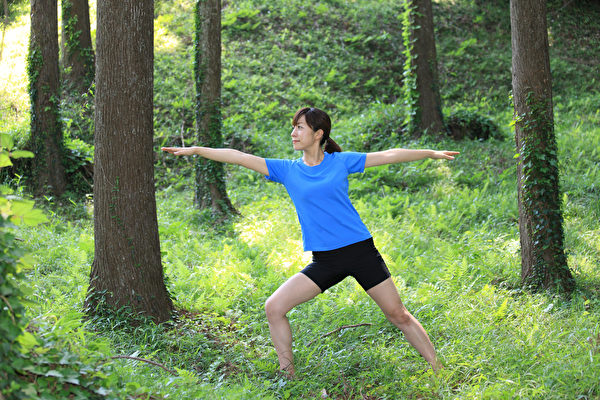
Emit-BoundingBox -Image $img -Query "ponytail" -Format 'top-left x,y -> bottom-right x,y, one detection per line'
324,137 -> 342,153
293,107 -> 343,153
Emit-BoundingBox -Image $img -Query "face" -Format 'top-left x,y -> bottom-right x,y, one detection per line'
291,116 -> 322,151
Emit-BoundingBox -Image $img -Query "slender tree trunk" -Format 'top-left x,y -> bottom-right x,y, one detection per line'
1,0 -> 8,61
194,0 -> 237,215
87,0 -> 173,322
27,0 -> 66,198
61,0 -> 94,94
510,0 -> 574,293
403,0 -> 444,136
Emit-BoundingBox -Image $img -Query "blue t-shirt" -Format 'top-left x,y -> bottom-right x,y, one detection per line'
265,151 -> 372,251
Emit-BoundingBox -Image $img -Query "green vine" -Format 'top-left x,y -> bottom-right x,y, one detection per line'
27,37 -> 67,198
62,0 -> 79,54
401,0 -> 420,135
61,0 -> 95,90
515,91 -> 574,292
26,44 -> 43,113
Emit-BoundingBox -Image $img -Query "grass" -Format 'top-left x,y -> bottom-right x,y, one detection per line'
2,0 -> 600,398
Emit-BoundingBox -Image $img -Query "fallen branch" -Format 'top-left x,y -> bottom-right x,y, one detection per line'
110,355 -> 177,376
308,323 -> 372,347
0,294 -> 16,324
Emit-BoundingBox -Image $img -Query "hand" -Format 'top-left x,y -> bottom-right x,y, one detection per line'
431,150 -> 459,160
161,146 -> 196,156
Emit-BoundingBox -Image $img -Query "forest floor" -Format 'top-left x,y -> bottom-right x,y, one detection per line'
1,0 -> 600,398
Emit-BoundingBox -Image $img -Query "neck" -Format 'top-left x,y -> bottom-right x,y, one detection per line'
302,146 -> 325,166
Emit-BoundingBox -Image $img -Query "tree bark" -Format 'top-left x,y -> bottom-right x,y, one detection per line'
404,0 -> 444,136
88,0 -> 173,322
28,0 -> 67,198
61,0 -> 94,94
194,0 -> 237,215
510,0 -> 574,292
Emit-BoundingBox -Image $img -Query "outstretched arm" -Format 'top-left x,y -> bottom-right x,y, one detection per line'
365,148 -> 459,168
161,146 -> 269,176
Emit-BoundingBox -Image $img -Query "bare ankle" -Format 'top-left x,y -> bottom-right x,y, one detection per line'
280,361 -> 295,378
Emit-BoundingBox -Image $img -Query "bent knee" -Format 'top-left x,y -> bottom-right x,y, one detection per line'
264,296 -> 286,321
385,307 -> 412,326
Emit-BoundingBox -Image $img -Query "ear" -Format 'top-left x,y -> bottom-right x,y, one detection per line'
314,129 -> 324,141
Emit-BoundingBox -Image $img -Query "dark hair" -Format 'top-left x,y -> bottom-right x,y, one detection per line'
292,107 -> 342,153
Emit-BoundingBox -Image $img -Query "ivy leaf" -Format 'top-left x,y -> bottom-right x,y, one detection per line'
21,383 -> 38,397
0,133 -> 14,149
65,377 -> 80,385
10,150 -> 35,159
18,331 -> 40,354
0,152 -> 13,167
45,369 -> 64,378
9,199 -> 48,226
96,387 -> 110,396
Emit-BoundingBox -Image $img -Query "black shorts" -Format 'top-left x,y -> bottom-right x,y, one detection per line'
301,237 -> 391,292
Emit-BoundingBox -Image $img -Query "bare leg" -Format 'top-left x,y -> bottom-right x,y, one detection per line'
265,273 -> 321,377
367,278 -> 442,370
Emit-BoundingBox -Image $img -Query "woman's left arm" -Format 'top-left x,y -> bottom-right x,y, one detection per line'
364,149 -> 459,168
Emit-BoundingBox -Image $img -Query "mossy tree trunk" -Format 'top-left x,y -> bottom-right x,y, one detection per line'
87,0 -> 173,322
194,0 -> 237,215
27,0 -> 67,198
510,0 -> 574,293
61,0 -> 94,95
402,0 -> 444,136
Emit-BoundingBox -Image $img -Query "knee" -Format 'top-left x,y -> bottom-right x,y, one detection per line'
264,296 -> 285,322
385,306 -> 412,327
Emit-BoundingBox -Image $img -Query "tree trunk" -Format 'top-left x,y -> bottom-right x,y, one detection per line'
510,0 -> 574,293
403,0 -> 444,136
87,0 -> 173,322
27,0 -> 66,198
61,0 -> 94,94
194,0 -> 237,215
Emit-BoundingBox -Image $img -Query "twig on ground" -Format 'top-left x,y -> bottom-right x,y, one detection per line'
110,355 -> 177,376
550,0 -> 575,17
0,294 -> 16,324
308,323 -> 372,347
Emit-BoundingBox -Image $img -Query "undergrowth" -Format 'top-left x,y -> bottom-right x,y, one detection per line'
1,0 -> 599,398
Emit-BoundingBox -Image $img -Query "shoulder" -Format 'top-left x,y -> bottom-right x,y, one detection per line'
330,151 -> 366,173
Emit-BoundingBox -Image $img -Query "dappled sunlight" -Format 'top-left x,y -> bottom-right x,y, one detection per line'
0,13 -> 30,125
435,161 -> 452,180
581,229 -> 600,252
234,199 -> 310,274
154,24 -> 182,53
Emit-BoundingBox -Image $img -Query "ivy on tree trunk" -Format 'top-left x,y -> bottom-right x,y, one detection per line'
401,0 -> 445,137
194,0 -> 237,216
510,0 -> 574,293
27,0 -> 67,198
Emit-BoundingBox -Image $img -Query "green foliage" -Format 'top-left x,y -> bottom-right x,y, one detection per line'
445,106 -> 503,141
0,149 -> 106,399
401,0 -> 420,134
60,81 -> 95,145
25,44 -> 42,108
61,0 -> 95,91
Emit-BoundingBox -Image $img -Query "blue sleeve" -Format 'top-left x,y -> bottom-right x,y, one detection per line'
265,158 -> 292,184
338,152 -> 367,174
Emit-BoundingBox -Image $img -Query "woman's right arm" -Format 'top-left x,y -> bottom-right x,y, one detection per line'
161,146 -> 269,176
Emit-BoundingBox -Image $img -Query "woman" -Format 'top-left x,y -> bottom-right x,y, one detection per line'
162,107 -> 458,377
